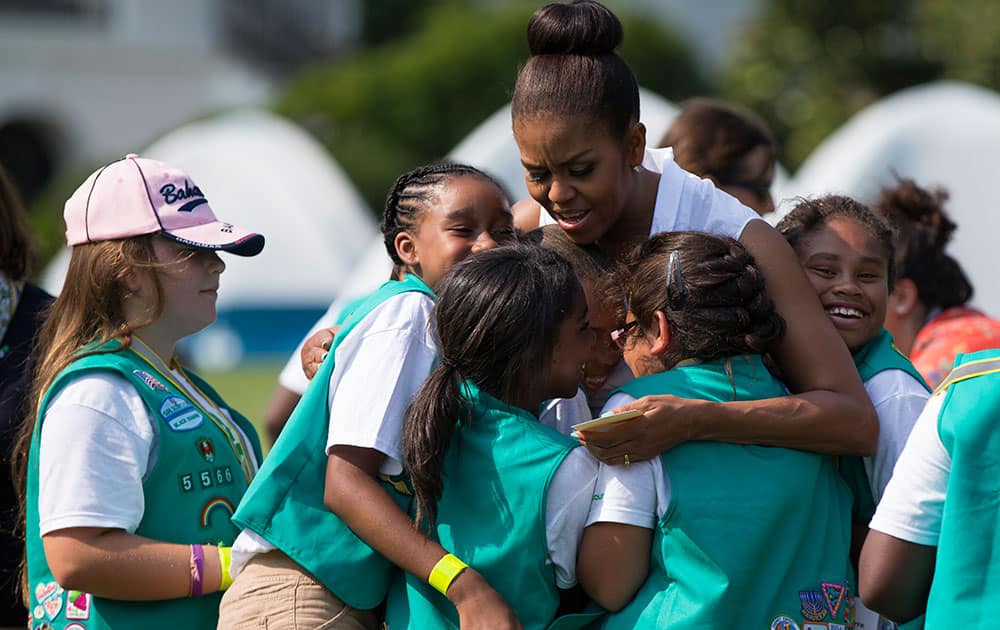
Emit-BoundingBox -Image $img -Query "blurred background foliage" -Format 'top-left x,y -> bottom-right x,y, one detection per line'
276,1 -> 704,215
721,0 -> 1000,168
25,0 -> 1000,261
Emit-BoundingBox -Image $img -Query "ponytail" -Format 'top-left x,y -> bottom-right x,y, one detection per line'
403,365 -> 468,529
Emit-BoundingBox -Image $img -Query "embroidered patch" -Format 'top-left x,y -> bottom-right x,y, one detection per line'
42,592 -> 62,620
828,624 -> 846,630
803,624 -> 829,630
65,624 -> 88,630
66,590 -> 91,620
770,616 -> 800,630
200,496 -> 235,527
197,437 -> 215,463
33,605 -> 43,619
35,622 -> 53,630
821,582 -> 847,618
799,590 -> 828,621
34,581 -> 58,603
132,369 -> 167,391
160,396 -> 203,431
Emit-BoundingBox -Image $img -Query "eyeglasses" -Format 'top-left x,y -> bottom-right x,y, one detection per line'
610,320 -> 639,350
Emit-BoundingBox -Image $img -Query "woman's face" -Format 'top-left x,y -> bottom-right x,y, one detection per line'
514,115 -> 643,245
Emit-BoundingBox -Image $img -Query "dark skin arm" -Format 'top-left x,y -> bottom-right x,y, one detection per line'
858,530 -> 935,623
324,446 -> 521,630
576,523 -> 651,611
582,221 -> 878,463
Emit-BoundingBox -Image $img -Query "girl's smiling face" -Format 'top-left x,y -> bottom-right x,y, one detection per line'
795,216 -> 889,352
545,290 -> 595,402
396,175 -> 515,289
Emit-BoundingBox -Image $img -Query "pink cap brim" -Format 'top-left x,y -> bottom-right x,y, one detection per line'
162,221 -> 265,257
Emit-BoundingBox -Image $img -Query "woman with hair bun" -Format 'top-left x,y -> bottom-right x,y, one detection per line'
511,0 -> 877,467
876,176 -> 1000,387
577,231 -> 854,627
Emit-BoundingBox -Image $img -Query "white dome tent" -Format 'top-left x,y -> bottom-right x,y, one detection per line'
42,109 -> 377,368
780,81 -> 1000,317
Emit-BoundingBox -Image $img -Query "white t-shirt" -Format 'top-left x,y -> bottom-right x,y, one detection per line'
235,292 -> 599,586
537,147 -> 760,241
862,369 -> 929,503
540,388 -> 592,437
38,338 -> 260,536
586,392 -> 672,529
868,393 -> 949,546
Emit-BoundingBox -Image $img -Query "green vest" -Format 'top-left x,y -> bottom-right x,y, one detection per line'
923,349 -> 1000,626
26,341 -> 262,630
233,274 -> 435,609
601,356 -> 855,629
385,382 -> 601,630
841,329 -> 930,523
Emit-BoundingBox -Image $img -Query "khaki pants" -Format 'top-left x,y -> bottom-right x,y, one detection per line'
217,551 -> 379,630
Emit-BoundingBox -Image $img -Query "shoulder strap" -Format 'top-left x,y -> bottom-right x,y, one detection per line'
932,356 -> 1000,395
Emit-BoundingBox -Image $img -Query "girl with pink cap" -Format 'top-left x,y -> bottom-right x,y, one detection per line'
15,154 -> 265,629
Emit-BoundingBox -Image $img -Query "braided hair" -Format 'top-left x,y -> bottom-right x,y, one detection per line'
619,231 -> 785,372
380,162 -> 510,266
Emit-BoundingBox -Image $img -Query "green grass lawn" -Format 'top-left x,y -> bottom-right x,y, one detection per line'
201,361 -> 283,452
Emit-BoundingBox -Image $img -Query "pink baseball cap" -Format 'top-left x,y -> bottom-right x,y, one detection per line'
64,153 -> 264,256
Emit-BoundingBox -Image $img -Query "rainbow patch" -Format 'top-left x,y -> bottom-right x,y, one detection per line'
200,497 -> 235,527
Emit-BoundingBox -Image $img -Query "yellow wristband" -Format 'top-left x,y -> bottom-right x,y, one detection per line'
428,553 -> 468,596
217,545 -> 234,591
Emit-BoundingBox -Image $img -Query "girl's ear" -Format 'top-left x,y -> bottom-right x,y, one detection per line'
626,121 -> 647,169
890,278 -> 920,316
647,310 -> 672,356
123,267 -> 146,294
394,232 -> 419,267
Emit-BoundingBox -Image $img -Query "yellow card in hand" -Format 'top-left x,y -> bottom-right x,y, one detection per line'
571,409 -> 643,433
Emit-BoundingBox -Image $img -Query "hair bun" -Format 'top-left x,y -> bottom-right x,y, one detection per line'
527,0 -> 623,56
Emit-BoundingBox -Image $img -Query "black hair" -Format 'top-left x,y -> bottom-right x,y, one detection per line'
659,97 -> 776,184
380,162 -> 509,266
0,163 -> 35,280
874,176 -> 973,309
403,243 -> 582,527
776,194 -> 896,291
525,225 -> 614,303
512,0 -> 639,139
619,231 -> 785,372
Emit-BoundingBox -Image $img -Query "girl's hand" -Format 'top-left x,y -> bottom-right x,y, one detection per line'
448,569 -> 522,630
300,326 -> 339,379
578,395 -> 705,465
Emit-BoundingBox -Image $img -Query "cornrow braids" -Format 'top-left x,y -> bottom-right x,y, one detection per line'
618,231 -> 785,371
776,195 -> 896,291
380,162 -> 509,266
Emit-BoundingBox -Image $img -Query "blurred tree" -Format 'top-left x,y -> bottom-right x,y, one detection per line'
277,1 -> 704,215
914,0 -> 1000,88
722,0 -> 943,169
